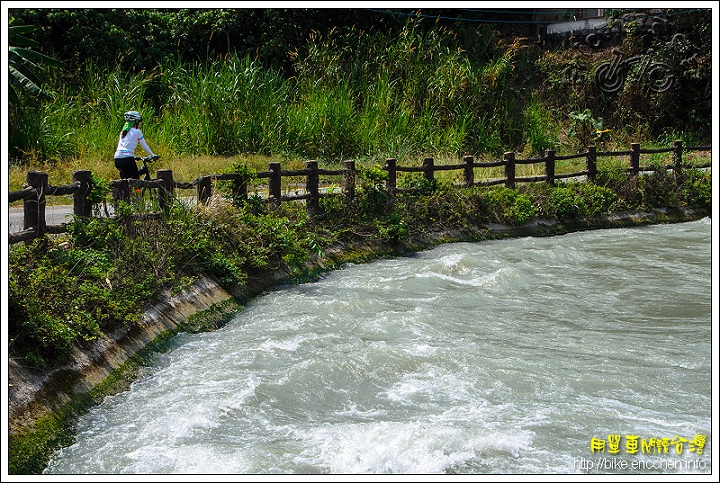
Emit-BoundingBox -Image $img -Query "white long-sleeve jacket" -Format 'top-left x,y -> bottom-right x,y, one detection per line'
114,127 -> 155,158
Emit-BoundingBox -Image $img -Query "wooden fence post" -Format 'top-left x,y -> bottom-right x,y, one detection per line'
344,160 -> 355,202
24,171 -> 48,239
72,170 -> 93,218
630,143 -> 640,177
114,179 -> 131,204
545,149 -> 556,186
673,140 -> 683,175
423,157 -> 434,183
233,174 -> 247,204
157,169 -> 174,211
384,158 -> 397,199
504,152 -> 515,189
586,145 -> 597,182
306,160 -> 320,215
197,176 -> 212,204
269,162 -> 281,206
463,155 -> 474,187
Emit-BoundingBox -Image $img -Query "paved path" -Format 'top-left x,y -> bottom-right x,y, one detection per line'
8,204 -> 77,233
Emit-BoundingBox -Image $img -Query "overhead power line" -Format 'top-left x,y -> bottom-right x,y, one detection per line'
364,8 -> 712,26
364,9 -> 558,24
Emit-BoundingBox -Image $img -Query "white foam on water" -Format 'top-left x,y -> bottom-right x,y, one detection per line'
400,342 -> 437,357
291,420 -> 535,474
42,219 -> 712,475
257,337 -> 302,353
123,444 -> 250,474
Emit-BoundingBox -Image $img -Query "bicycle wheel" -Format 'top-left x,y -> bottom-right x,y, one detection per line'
139,185 -> 163,213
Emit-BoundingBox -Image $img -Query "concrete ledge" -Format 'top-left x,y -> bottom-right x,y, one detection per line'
8,274 -> 236,438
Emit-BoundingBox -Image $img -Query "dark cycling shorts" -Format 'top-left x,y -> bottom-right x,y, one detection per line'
114,156 -> 139,179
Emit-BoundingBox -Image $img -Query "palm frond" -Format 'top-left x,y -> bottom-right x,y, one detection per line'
8,24 -> 63,106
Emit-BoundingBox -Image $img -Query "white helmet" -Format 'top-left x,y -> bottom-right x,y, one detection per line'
123,111 -> 142,122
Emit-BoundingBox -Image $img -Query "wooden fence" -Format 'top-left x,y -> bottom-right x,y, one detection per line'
8,141 -> 712,245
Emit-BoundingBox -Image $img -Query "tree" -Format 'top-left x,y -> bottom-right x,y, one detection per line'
8,21 -> 63,106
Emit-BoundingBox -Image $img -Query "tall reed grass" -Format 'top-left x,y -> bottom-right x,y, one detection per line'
11,17 -> 700,180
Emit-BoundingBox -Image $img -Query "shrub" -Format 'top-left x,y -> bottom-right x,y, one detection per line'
376,211 -> 408,243
641,168 -> 680,209
8,237 -> 127,366
681,168 -> 711,210
398,172 -> 440,196
355,165 -> 390,219
595,161 -> 644,210
548,186 -> 586,220
480,187 -> 536,225
579,183 -> 622,217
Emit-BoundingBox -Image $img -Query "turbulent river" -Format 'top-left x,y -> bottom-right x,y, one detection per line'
44,218 -> 713,475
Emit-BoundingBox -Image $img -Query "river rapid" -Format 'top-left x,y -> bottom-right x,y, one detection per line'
44,218 -> 713,475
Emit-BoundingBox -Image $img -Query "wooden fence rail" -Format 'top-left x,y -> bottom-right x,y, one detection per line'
8,141 -> 712,245
9,170 -> 93,245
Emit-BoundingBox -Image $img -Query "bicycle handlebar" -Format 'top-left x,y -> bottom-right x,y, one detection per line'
135,154 -> 160,162
135,155 -> 159,180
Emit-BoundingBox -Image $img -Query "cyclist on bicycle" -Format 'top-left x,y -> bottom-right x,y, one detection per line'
114,110 -> 158,179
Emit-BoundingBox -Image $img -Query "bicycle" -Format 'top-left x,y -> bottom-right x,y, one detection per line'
108,155 -> 161,215
137,154 -> 160,182
133,154 -> 161,211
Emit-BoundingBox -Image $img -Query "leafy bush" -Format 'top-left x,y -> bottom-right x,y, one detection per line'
9,237 -> 131,366
579,183 -> 622,217
548,186 -> 586,220
567,108 -> 609,149
595,161 -> 645,210
641,168 -> 680,209
355,165 -> 390,218
398,173 -> 440,196
681,169 -> 711,209
480,187 -> 536,225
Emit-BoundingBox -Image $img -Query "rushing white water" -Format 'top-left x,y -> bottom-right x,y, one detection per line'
44,218 -> 713,475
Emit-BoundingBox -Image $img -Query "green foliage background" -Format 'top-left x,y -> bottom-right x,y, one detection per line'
7,8 -> 712,163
